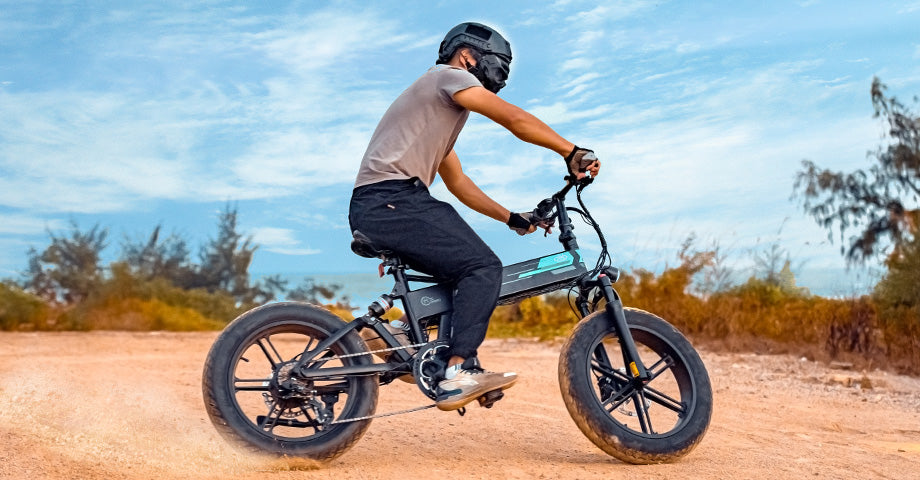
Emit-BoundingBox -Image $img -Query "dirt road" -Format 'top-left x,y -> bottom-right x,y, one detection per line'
1,331 -> 918,479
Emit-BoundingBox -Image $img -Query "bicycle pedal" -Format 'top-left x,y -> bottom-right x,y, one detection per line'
477,389 -> 504,408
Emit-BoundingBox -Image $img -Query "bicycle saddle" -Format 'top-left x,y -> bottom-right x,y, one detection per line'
350,230 -> 394,259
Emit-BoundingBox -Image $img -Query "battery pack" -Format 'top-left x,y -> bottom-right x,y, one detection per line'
497,250 -> 587,305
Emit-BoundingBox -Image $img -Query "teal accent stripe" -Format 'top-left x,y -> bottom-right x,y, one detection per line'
518,252 -> 574,278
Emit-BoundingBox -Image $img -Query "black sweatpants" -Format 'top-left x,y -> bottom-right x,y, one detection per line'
348,178 -> 502,360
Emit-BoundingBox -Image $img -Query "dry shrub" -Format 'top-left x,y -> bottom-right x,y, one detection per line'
0,281 -> 52,330
488,261 -> 920,375
78,297 -> 225,331
489,294 -> 579,340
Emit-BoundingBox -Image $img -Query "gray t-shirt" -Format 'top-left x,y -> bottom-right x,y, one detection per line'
354,65 -> 482,188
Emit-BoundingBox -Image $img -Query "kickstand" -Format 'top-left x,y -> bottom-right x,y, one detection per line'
457,407 -> 466,417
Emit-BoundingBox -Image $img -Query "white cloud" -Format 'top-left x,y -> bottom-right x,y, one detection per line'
899,2 -> 920,13
560,57 -> 592,72
527,102 -> 614,125
0,214 -> 65,235
251,227 -> 319,256
0,7 -> 423,215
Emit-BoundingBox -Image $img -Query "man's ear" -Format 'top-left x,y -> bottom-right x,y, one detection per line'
454,47 -> 470,63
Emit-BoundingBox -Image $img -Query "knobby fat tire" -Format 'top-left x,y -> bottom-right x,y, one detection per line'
558,308 -> 713,464
202,302 -> 379,462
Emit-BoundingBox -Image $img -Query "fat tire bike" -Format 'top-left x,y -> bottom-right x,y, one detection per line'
202,175 -> 713,464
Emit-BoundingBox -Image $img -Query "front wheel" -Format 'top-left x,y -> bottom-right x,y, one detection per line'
558,308 -> 712,464
202,302 -> 378,462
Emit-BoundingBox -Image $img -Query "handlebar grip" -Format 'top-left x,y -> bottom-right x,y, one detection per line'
530,198 -> 556,225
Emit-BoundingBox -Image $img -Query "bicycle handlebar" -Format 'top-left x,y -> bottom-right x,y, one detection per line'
528,175 -> 594,226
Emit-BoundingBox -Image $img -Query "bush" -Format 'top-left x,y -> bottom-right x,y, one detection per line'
0,281 -> 51,330
488,255 -> 920,375
46,264 -> 242,331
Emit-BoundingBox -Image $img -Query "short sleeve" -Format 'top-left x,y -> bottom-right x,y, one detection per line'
436,67 -> 483,105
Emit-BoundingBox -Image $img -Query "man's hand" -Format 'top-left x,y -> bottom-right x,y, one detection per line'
507,212 -> 536,236
565,146 -> 601,178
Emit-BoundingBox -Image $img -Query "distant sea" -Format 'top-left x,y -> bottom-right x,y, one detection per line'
265,272 -> 394,312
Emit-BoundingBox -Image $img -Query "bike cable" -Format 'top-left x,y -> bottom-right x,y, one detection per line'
563,183 -> 613,319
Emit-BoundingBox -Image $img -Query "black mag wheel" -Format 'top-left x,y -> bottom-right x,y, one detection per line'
202,302 -> 378,462
558,308 -> 712,464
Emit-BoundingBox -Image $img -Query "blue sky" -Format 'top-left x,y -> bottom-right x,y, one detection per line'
2,0 -> 919,297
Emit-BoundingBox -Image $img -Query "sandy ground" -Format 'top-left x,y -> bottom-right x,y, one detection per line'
1,331 -> 918,480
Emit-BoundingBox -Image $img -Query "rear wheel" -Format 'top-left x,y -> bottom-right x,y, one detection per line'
558,308 -> 712,464
202,302 -> 378,462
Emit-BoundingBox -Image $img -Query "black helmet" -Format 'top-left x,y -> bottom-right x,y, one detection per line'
437,22 -> 512,93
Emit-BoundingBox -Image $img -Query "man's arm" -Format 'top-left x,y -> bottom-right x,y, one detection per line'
453,86 -> 574,157
453,86 -> 600,179
438,149 -> 512,223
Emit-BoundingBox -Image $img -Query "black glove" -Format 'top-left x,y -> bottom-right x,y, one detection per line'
507,212 -> 533,236
529,200 -> 556,235
564,146 -> 598,176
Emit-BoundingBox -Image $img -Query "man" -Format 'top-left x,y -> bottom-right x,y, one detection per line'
349,22 -> 600,411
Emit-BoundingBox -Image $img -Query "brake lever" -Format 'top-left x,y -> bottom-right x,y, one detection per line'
530,198 -> 557,236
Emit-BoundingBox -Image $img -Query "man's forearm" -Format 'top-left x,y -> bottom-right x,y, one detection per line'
503,110 -> 574,157
445,173 -> 510,223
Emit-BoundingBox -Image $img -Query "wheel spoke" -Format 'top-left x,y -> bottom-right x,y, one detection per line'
259,400 -> 283,432
640,353 -> 686,414
298,405 -> 323,434
602,382 -> 637,413
593,342 -> 614,369
257,336 -> 284,368
632,391 -> 654,434
642,385 -> 685,414
645,354 -> 675,382
234,377 -> 271,392
591,359 -> 630,382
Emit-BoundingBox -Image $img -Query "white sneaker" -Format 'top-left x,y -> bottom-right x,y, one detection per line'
435,368 -> 517,411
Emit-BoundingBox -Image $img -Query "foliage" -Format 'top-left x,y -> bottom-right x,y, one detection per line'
0,281 -> 50,330
23,222 -> 108,305
118,206 -> 288,307
794,77 -> 920,264
194,205 -> 259,302
287,277 -> 347,304
489,242 -> 920,375
121,225 -> 195,285
874,233 -> 920,308
6,206 -> 351,331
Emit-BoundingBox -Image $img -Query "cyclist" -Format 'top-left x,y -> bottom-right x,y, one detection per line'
349,22 -> 600,411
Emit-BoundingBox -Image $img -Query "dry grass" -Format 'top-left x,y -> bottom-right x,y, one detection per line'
488,267 -> 920,376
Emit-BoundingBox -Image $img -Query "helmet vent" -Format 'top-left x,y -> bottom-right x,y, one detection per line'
465,24 -> 493,41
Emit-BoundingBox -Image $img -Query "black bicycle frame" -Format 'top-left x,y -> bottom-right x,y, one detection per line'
295,180 -> 650,383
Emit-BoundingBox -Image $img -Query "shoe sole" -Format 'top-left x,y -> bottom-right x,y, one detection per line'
435,375 -> 518,411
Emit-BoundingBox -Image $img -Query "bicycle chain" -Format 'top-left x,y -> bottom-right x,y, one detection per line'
331,403 -> 437,424
309,340 -> 441,424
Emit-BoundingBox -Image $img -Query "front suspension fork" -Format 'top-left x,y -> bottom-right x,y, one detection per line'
596,272 -> 651,383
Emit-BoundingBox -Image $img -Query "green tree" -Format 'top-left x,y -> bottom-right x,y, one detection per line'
794,77 -> 920,264
120,225 -> 195,286
287,277 -> 346,304
193,204 -> 280,305
874,233 -> 920,307
23,222 -> 108,304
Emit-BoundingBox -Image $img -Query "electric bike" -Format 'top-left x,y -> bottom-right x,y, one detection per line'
202,175 -> 713,464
